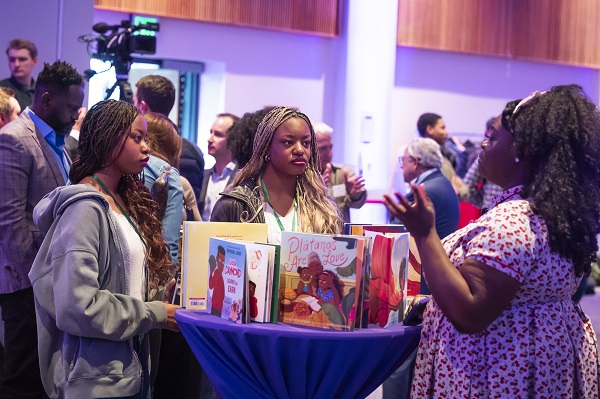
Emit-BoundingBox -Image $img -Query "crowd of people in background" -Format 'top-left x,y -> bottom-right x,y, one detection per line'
1,37 -> 600,399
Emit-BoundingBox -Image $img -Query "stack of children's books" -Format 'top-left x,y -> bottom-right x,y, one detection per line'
181,222 -> 420,330
205,237 -> 280,324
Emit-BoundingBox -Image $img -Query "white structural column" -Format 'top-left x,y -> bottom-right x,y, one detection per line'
342,0 -> 399,192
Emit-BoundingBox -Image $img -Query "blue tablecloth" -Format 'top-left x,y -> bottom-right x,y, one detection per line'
176,309 -> 421,399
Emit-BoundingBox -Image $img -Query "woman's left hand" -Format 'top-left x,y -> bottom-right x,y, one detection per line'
163,278 -> 180,332
383,184 -> 435,238
163,302 -> 180,332
164,277 -> 177,303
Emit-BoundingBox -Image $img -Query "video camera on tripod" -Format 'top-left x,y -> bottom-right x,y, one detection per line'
79,19 -> 160,103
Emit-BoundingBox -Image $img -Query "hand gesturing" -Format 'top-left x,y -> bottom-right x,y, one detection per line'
383,184 -> 436,238
322,163 -> 332,186
344,170 -> 365,196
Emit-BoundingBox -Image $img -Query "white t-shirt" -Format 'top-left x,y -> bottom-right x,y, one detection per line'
263,201 -> 297,245
111,210 -> 146,301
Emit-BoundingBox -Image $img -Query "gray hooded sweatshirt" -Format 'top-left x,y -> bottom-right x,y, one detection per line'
29,184 -> 167,399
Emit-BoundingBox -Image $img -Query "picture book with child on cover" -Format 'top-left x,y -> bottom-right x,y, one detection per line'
242,242 -> 279,323
206,238 -> 247,324
278,231 -> 368,331
181,222 -> 267,310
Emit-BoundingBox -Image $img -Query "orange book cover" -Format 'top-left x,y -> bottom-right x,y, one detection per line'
347,224 -> 422,309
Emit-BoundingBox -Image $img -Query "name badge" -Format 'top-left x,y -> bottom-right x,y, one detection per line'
332,184 -> 347,198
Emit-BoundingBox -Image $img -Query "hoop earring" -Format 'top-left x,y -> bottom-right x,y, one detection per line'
264,154 -> 271,162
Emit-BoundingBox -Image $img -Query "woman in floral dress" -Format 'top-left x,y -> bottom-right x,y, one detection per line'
385,85 -> 600,398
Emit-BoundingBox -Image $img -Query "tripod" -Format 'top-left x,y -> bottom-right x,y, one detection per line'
104,56 -> 133,103
105,76 -> 133,103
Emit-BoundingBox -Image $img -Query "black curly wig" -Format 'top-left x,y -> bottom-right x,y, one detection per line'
227,107 -> 275,168
502,85 -> 600,276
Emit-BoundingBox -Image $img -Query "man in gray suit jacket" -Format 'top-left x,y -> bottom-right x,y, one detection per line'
0,60 -> 84,398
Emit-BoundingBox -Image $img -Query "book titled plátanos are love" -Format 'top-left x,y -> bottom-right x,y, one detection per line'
278,231 -> 369,331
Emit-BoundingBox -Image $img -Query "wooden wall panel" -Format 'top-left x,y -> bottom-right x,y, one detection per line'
398,0 -> 600,69
94,0 -> 340,37
397,0 -> 511,57
511,0 -> 600,67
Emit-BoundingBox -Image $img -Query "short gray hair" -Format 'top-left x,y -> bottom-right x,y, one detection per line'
406,137 -> 443,169
313,122 -> 333,136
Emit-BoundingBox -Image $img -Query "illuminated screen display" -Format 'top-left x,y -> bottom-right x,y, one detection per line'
131,15 -> 159,36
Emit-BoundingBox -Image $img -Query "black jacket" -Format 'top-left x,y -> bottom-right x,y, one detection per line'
179,138 -> 205,202
210,178 -> 265,224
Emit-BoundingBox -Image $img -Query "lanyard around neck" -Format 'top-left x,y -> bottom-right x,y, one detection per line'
92,174 -> 143,241
260,179 -> 297,232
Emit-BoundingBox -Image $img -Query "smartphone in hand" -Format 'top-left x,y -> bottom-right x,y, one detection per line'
403,295 -> 430,326
171,272 -> 181,305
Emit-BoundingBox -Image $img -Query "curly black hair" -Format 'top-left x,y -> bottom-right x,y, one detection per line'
35,60 -> 82,94
502,85 -> 600,276
227,107 -> 275,168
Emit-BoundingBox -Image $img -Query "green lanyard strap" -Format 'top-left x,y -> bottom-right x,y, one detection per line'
260,179 -> 297,232
92,174 -> 143,241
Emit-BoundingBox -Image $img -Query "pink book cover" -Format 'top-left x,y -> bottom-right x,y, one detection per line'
364,231 -> 410,327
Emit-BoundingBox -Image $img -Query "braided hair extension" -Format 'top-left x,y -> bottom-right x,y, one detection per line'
232,106 -> 343,234
71,99 -> 173,287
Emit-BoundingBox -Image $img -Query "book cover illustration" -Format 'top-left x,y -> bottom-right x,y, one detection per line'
406,234 -> 422,303
345,223 -> 421,312
243,242 -> 275,323
181,222 -> 267,310
344,223 -> 407,236
278,231 -> 366,331
268,244 -> 281,324
364,231 -> 410,327
207,238 -> 247,324
360,226 -> 421,301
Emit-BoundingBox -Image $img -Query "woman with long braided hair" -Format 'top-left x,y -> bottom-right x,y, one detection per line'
29,99 -> 179,399
211,106 -> 343,243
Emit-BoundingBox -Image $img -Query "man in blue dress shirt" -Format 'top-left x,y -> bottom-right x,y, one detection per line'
0,60 -> 84,398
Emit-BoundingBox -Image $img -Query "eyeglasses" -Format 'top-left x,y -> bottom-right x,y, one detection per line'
400,155 -> 417,167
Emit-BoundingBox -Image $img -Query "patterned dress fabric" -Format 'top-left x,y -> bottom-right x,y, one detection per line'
411,186 -> 599,399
